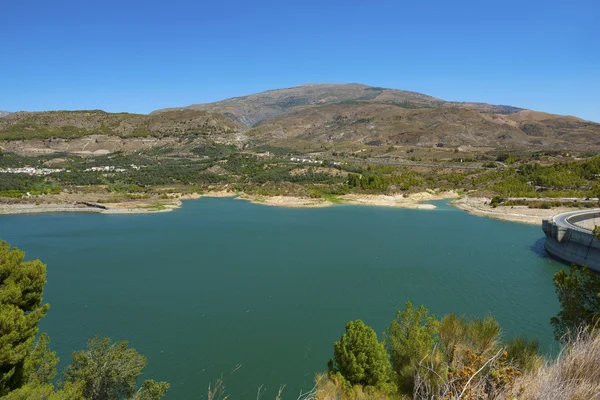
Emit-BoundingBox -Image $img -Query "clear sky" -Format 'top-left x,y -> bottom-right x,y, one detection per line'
2,0 -> 599,121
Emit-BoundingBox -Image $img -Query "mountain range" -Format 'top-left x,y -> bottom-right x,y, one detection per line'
2,84 -> 599,153
153,83 -> 524,126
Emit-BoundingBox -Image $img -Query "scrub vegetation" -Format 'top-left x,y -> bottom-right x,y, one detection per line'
3,148 -> 600,209
2,84 -> 600,212
314,264 -> 600,400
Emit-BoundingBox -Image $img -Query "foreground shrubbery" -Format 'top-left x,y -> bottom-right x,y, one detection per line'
204,267 -> 600,399
321,303 -> 541,399
315,328 -> 600,400
316,264 -> 600,400
512,329 -> 600,400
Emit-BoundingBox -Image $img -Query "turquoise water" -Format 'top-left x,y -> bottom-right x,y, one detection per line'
0,198 -> 563,399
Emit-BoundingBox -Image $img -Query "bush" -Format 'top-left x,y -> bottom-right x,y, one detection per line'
490,196 -> 504,207
551,265 -> 600,341
328,320 -> 394,394
385,302 -> 438,394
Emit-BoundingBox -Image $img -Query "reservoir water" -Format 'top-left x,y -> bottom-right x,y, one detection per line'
0,198 -> 564,399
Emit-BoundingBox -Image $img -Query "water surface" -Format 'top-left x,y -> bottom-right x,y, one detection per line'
0,198 -> 563,398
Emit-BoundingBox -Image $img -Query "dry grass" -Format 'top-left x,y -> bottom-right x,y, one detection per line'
511,330 -> 600,400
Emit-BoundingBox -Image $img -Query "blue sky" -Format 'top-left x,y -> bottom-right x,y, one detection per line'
2,0 -> 599,121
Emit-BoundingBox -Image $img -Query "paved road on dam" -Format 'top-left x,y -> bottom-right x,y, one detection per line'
553,210 -> 598,233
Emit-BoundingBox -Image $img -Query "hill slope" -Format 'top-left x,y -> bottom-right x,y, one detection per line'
0,111 -> 10,118
244,102 -> 600,150
2,84 -> 599,153
0,109 -> 241,140
152,83 -> 526,127
153,84 -> 447,126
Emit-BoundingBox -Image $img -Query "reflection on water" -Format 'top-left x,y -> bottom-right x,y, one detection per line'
531,237 -> 550,258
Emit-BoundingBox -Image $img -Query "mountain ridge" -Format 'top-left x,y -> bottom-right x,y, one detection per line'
2,84 -> 599,153
151,83 -> 532,126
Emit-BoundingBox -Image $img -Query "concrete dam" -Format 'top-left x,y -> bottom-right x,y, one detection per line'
542,210 -> 600,272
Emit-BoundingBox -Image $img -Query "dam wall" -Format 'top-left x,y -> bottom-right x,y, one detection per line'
542,210 -> 600,272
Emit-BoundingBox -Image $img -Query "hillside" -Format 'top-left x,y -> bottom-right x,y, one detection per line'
0,111 -> 10,118
2,84 -> 600,154
153,83 -> 446,126
153,84 -> 528,126
151,83 -> 600,151
245,101 -> 600,150
0,109 -> 241,140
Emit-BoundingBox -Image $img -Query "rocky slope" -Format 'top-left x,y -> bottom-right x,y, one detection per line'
152,83 -> 523,127
0,111 -> 10,118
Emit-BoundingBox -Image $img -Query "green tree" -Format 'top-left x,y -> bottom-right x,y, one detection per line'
63,337 -> 169,400
3,381 -> 84,400
347,173 -> 361,187
385,302 -> 439,394
21,333 -> 59,386
551,265 -> 600,341
328,320 -> 393,393
132,380 -> 171,400
0,241 -> 50,395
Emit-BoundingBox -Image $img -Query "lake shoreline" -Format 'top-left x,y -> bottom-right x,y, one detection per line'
0,190 -> 581,225
451,197 -> 580,225
236,190 -> 458,209
0,190 -> 457,215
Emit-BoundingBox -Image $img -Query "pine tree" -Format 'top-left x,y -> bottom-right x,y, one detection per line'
385,301 -> 439,394
328,319 -> 393,393
0,241 -> 50,395
63,337 -> 169,400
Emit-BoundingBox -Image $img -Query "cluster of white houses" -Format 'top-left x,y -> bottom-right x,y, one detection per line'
0,167 -> 65,175
289,157 -> 342,167
290,157 -> 321,164
0,164 -> 142,176
84,166 -> 126,172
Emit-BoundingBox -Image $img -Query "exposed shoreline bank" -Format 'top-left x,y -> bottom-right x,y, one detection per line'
0,190 -> 583,225
451,197 -> 581,225
237,191 -> 458,209
0,190 -> 457,216
0,191 -> 231,216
